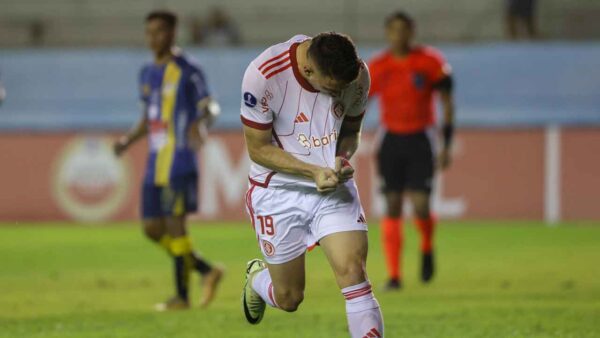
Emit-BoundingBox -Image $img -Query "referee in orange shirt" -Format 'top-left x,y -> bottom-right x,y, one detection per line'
368,11 -> 455,290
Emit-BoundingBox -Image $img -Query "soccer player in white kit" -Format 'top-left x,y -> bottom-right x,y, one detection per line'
240,32 -> 384,338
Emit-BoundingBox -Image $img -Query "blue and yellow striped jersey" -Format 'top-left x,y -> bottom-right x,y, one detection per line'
139,53 -> 210,186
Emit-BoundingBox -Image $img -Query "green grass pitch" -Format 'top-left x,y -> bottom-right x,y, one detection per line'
0,221 -> 599,338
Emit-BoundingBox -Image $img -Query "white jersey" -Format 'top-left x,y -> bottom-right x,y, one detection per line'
240,35 -> 370,188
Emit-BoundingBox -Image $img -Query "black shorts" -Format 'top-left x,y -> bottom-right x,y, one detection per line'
377,131 -> 434,193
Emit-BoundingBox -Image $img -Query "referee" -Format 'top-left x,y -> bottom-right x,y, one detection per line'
368,11 -> 456,290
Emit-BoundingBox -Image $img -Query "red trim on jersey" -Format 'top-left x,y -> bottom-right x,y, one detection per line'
344,111 -> 365,122
258,50 -> 290,71
261,56 -> 290,75
265,63 -> 292,79
289,43 -> 319,93
272,130 -> 284,149
249,171 -> 276,188
241,115 -> 273,130
245,185 -> 257,231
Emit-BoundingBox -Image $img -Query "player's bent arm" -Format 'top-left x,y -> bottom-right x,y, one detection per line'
438,85 -> 455,151
435,76 -> 455,169
114,113 -> 148,156
336,114 -> 364,160
187,97 -> 221,149
243,125 -> 322,180
194,96 -> 221,128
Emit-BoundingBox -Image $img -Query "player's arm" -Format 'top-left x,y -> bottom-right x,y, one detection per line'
434,75 -> 455,170
335,114 -> 363,183
114,109 -> 148,157
187,67 -> 221,149
335,64 -> 370,181
243,126 -> 339,192
241,63 -> 338,192
188,97 -> 221,149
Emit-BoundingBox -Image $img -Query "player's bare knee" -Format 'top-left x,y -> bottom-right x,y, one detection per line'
275,289 -> 304,312
386,205 -> 402,218
414,203 -> 430,219
335,256 -> 367,287
142,221 -> 163,242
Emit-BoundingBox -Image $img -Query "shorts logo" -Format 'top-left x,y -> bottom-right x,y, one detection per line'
243,92 -> 257,108
357,214 -> 367,224
332,102 -> 345,119
262,240 -> 275,257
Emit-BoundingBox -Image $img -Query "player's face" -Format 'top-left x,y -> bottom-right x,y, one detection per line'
304,59 -> 350,97
145,19 -> 174,55
386,19 -> 413,50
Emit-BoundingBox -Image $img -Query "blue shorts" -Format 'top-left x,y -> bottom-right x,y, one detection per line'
142,175 -> 198,219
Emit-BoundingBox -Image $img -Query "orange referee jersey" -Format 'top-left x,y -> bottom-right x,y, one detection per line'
368,46 -> 451,134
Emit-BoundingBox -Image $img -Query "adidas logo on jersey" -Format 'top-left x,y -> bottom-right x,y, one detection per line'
294,112 -> 309,123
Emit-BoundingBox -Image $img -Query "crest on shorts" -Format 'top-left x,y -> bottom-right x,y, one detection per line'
332,102 -> 344,119
262,240 -> 275,257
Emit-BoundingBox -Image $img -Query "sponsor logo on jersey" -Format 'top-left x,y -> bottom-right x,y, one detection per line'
297,130 -> 338,149
262,239 -> 275,257
260,89 -> 274,113
294,112 -> 310,123
162,82 -> 177,96
243,92 -> 257,108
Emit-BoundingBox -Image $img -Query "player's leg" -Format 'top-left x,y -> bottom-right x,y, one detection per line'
382,190 -> 404,290
141,184 -> 171,253
377,132 -> 406,290
320,231 -> 384,338
156,178 -> 222,310
406,132 -> 436,283
242,184 -> 310,324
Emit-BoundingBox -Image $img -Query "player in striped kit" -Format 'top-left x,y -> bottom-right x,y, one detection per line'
239,33 -> 385,338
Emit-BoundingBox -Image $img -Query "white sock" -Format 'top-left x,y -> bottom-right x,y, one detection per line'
251,268 -> 278,308
342,281 -> 384,338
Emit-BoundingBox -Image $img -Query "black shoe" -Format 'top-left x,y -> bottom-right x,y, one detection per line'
421,251 -> 435,283
382,278 -> 402,291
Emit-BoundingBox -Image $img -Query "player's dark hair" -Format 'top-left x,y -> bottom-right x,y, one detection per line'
146,10 -> 178,29
307,32 -> 360,84
385,11 -> 415,30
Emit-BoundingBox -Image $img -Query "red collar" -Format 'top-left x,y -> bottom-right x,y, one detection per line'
289,42 -> 319,93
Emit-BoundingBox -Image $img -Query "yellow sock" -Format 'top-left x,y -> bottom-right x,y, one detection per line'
170,236 -> 193,256
158,235 -> 173,255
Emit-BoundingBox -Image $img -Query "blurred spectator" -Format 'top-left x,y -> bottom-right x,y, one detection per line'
30,19 -> 46,46
190,7 -> 241,46
505,0 -> 537,40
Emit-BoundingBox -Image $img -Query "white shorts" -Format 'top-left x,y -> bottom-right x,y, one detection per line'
244,179 -> 368,264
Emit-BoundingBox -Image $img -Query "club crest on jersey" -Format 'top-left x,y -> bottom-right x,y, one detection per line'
243,92 -> 257,108
332,102 -> 345,119
262,240 -> 275,257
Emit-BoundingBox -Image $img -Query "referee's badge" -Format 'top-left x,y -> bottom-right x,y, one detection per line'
412,72 -> 426,89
